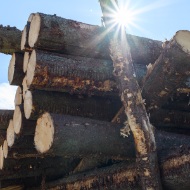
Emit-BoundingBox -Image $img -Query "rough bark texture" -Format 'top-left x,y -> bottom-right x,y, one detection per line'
34,113 -> 190,159
35,149 -> 190,190
26,50 -> 146,96
28,13 -> 162,63
0,25 -> 21,54
0,110 -> 14,130
8,53 -> 24,86
99,1 -> 162,189
24,89 -> 121,120
142,30 -> 190,111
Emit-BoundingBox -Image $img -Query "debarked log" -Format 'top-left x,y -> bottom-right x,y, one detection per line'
26,50 -> 146,96
24,89 -> 122,120
142,30 -> 190,111
34,113 -> 190,159
28,13 -> 162,63
0,25 -> 21,54
8,53 -> 24,86
41,151 -> 190,190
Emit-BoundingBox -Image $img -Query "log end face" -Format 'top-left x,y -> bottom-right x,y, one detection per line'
0,145 -> 4,170
34,112 -> 54,154
23,52 -> 30,73
26,50 -> 36,87
6,119 -> 15,147
175,30 -> 190,54
28,13 -> 40,48
21,25 -> 27,51
14,86 -> 23,106
8,53 -> 16,84
13,106 -> 22,135
3,140 -> 8,158
24,90 -> 33,119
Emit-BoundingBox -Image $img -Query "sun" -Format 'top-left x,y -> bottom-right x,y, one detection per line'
113,8 -> 135,28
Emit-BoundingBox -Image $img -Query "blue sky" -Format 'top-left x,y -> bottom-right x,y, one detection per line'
0,0 -> 190,108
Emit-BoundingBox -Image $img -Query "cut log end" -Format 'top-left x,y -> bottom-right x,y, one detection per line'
28,13 -> 40,48
24,90 -> 33,119
6,119 -> 15,147
26,50 -> 36,87
22,76 -> 28,99
8,53 -> 16,84
23,52 -> 30,73
3,140 -> 8,158
21,25 -> 27,51
34,112 -> 54,153
13,106 -> 22,135
175,30 -> 190,54
14,86 -> 23,106
0,145 -> 4,170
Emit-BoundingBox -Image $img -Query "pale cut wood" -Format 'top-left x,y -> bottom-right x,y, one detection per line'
22,76 -> 28,99
3,140 -> 8,158
0,145 -> 4,170
8,53 -> 24,86
21,13 -> 34,51
24,89 -> 121,120
14,86 -> 23,106
13,106 -> 22,135
26,49 -> 146,96
6,120 -> 15,147
28,13 -> 162,63
23,52 -> 30,73
142,30 -> 190,111
0,25 -> 21,54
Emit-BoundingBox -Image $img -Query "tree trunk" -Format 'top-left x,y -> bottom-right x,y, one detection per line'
37,149 -> 190,190
99,0 -> 162,189
8,53 -> 24,86
0,110 -> 14,130
34,113 -> 190,159
0,25 -> 21,54
26,50 -> 147,96
21,13 -> 34,52
28,13 -> 162,63
23,89 -> 121,120
142,30 -> 190,111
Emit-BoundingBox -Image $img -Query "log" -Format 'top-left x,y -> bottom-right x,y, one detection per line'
8,53 -> 24,86
28,13 -> 162,63
14,86 -> 23,106
34,113 -> 190,158
22,76 -> 28,100
100,1 -> 162,189
0,156 -> 80,181
0,110 -> 14,130
23,52 -> 30,73
38,151 -> 190,190
21,13 -> 34,51
6,120 -> 15,147
0,25 -> 21,54
142,30 -> 190,111
12,105 -> 36,135
23,89 -> 121,120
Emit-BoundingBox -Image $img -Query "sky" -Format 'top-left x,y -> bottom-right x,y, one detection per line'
0,0 -> 190,109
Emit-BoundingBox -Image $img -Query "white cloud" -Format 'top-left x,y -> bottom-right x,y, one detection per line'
0,83 -> 17,110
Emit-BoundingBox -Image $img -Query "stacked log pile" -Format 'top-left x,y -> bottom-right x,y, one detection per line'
0,12 -> 190,189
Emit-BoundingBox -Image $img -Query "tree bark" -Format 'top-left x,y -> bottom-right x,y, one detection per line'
34,113 -> 190,159
35,149 -> 190,190
142,30 -> 190,111
0,110 -> 14,130
8,53 -> 24,86
99,0 -> 162,189
26,50 -> 146,96
0,25 -> 21,54
23,89 -> 121,120
28,13 -> 162,63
